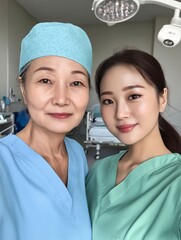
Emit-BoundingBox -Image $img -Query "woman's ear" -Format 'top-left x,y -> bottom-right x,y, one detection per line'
159,88 -> 168,113
19,77 -> 27,105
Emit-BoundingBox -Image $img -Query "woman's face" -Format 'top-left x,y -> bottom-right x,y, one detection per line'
100,64 -> 167,146
21,56 -> 89,134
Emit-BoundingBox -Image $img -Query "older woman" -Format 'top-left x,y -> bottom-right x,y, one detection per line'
0,22 -> 92,240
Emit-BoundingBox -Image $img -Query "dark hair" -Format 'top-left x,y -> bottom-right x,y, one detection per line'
95,49 -> 181,154
19,67 -> 28,86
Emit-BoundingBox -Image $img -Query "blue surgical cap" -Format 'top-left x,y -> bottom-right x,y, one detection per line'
19,22 -> 92,76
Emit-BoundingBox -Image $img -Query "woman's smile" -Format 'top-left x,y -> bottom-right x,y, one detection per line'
117,123 -> 138,133
48,112 -> 73,119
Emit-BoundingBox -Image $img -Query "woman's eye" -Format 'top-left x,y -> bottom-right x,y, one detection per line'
102,99 -> 113,105
128,94 -> 141,100
71,81 -> 83,86
39,78 -> 51,84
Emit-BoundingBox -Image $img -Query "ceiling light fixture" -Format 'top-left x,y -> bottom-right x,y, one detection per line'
92,0 -> 181,47
92,0 -> 181,25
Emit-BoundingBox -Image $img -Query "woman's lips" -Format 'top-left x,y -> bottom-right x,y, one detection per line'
117,124 -> 137,133
48,113 -> 72,119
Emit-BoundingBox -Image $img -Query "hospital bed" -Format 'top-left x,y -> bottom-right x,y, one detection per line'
84,104 -> 126,159
0,112 -> 15,137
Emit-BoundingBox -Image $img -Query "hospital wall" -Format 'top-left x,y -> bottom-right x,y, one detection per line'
0,0 -> 180,134
0,0 -> 37,100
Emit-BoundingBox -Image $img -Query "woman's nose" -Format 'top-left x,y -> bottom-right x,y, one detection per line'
116,100 -> 130,119
52,84 -> 70,106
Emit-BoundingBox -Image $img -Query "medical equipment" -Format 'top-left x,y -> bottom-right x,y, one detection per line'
0,112 -> 15,137
84,104 -> 126,159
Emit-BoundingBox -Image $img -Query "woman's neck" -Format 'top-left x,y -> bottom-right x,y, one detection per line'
16,121 -> 69,184
127,133 -> 171,164
116,131 -> 171,185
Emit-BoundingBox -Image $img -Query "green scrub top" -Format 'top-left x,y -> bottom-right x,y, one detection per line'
86,151 -> 181,240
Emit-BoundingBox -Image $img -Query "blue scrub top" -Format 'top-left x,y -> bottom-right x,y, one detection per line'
0,134 -> 91,240
86,150 -> 181,240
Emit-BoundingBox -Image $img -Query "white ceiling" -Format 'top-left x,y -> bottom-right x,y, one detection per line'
16,0 -> 181,25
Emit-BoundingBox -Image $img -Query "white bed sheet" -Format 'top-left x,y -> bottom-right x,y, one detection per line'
89,125 -> 120,143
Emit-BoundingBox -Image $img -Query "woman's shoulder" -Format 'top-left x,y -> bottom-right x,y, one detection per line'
0,134 -> 17,147
161,152 -> 181,163
170,153 -> 181,164
173,153 -> 181,159
0,135 -> 20,166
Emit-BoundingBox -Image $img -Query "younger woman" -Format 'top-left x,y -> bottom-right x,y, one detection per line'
86,49 -> 181,240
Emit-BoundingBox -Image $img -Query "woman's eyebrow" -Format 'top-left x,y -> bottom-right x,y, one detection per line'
122,85 -> 145,91
33,68 -> 88,77
34,66 -> 54,73
101,85 -> 145,96
71,70 -> 88,77
101,91 -> 113,96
